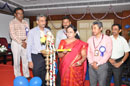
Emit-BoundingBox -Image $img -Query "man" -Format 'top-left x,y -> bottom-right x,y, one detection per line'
27,15 -> 50,85
87,21 -> 112,86
55,16 -> 71,86
55,16 -> 71,49
105,29 -> 111,36
106,24 -> 130,86
55,16 -> 80,49
9,8 -> 30,78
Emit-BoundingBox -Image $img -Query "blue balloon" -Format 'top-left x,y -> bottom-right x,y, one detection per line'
13,76 -> 29,86
30,77 -> 42,86
125,24 -> 130,29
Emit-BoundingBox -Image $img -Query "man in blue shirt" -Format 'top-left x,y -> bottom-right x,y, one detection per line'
27,15 -> 50,85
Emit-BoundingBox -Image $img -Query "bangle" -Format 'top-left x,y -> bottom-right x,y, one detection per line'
121,60 -> 124,64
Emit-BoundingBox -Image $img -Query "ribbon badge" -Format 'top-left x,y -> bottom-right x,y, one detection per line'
99,46 -> 106,57
25,27 -> 29,36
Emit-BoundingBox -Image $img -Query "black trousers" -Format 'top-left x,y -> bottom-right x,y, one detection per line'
106,57 -> 123,86
31,53 -> 46,86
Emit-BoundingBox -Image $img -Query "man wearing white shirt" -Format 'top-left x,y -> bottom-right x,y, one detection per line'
55,16 -> 71,49
106,24 -> 130,86
55,16 -> 80,49
55,16 -> 71,86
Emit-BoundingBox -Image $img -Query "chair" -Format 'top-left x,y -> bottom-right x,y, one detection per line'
0,37 -> 13,65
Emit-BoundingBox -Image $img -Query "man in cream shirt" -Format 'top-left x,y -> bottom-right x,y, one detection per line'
55,16 -> 80,49
106,24 -> 130,86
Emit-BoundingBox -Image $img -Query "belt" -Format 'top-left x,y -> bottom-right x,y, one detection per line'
31,53 -> 46,58
115,56 -> 124,62
31,53 -> 42,55
22,39 -> 26,41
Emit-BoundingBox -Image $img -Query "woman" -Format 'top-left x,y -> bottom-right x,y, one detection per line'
58,24 -> 88,86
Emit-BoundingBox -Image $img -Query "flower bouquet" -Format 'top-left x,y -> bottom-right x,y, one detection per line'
0,44 -> 7,53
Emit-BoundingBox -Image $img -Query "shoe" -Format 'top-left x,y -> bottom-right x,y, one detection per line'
26,77 -> 32,80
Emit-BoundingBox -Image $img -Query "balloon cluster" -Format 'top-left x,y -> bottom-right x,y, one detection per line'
13,76 -> 42,86
125,24 -> 130,29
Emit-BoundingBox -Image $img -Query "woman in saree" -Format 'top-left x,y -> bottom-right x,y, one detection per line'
58,24 -> 88,86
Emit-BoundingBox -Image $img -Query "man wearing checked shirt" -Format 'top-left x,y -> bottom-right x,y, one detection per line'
9,8 -> 30,78
87,21 -> 112,86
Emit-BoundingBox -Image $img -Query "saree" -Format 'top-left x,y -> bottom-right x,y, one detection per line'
58,39 -> 88,86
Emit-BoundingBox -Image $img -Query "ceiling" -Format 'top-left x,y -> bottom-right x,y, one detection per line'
0,0 -> 130,16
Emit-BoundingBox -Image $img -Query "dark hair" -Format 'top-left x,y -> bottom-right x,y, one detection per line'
62,16 -> 71,29
14,7 -> 24,14
93,21 -> 103,29
112,24 -> 122,35
112,24 -> 122,30
106,29 -> 111,33
66,24 -> 80,39
62,16 -> 71,21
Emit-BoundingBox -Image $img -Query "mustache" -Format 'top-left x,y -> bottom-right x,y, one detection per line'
43,24 -> 45,25
112,32 -> 116,34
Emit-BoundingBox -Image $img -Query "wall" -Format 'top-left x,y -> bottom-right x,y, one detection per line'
122,11 -> 130,41
29,11 -> 130,41
0,13 -> 14,43
0,13 -> 30,43
29,12 -> 122,29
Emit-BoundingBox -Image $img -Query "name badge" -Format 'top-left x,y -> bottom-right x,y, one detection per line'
94,50 -> 99,56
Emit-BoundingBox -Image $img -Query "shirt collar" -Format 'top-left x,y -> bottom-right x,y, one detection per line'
94,34 -> 103,40
111,35 -> 120,40
15,18 -> 24,23
36,26 -> 48,34
62,29 -> 66,33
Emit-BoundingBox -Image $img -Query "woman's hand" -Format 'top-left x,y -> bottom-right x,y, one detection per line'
58,50 -> 68,58
73,60 -> 83,67
63,50 -> 68,54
